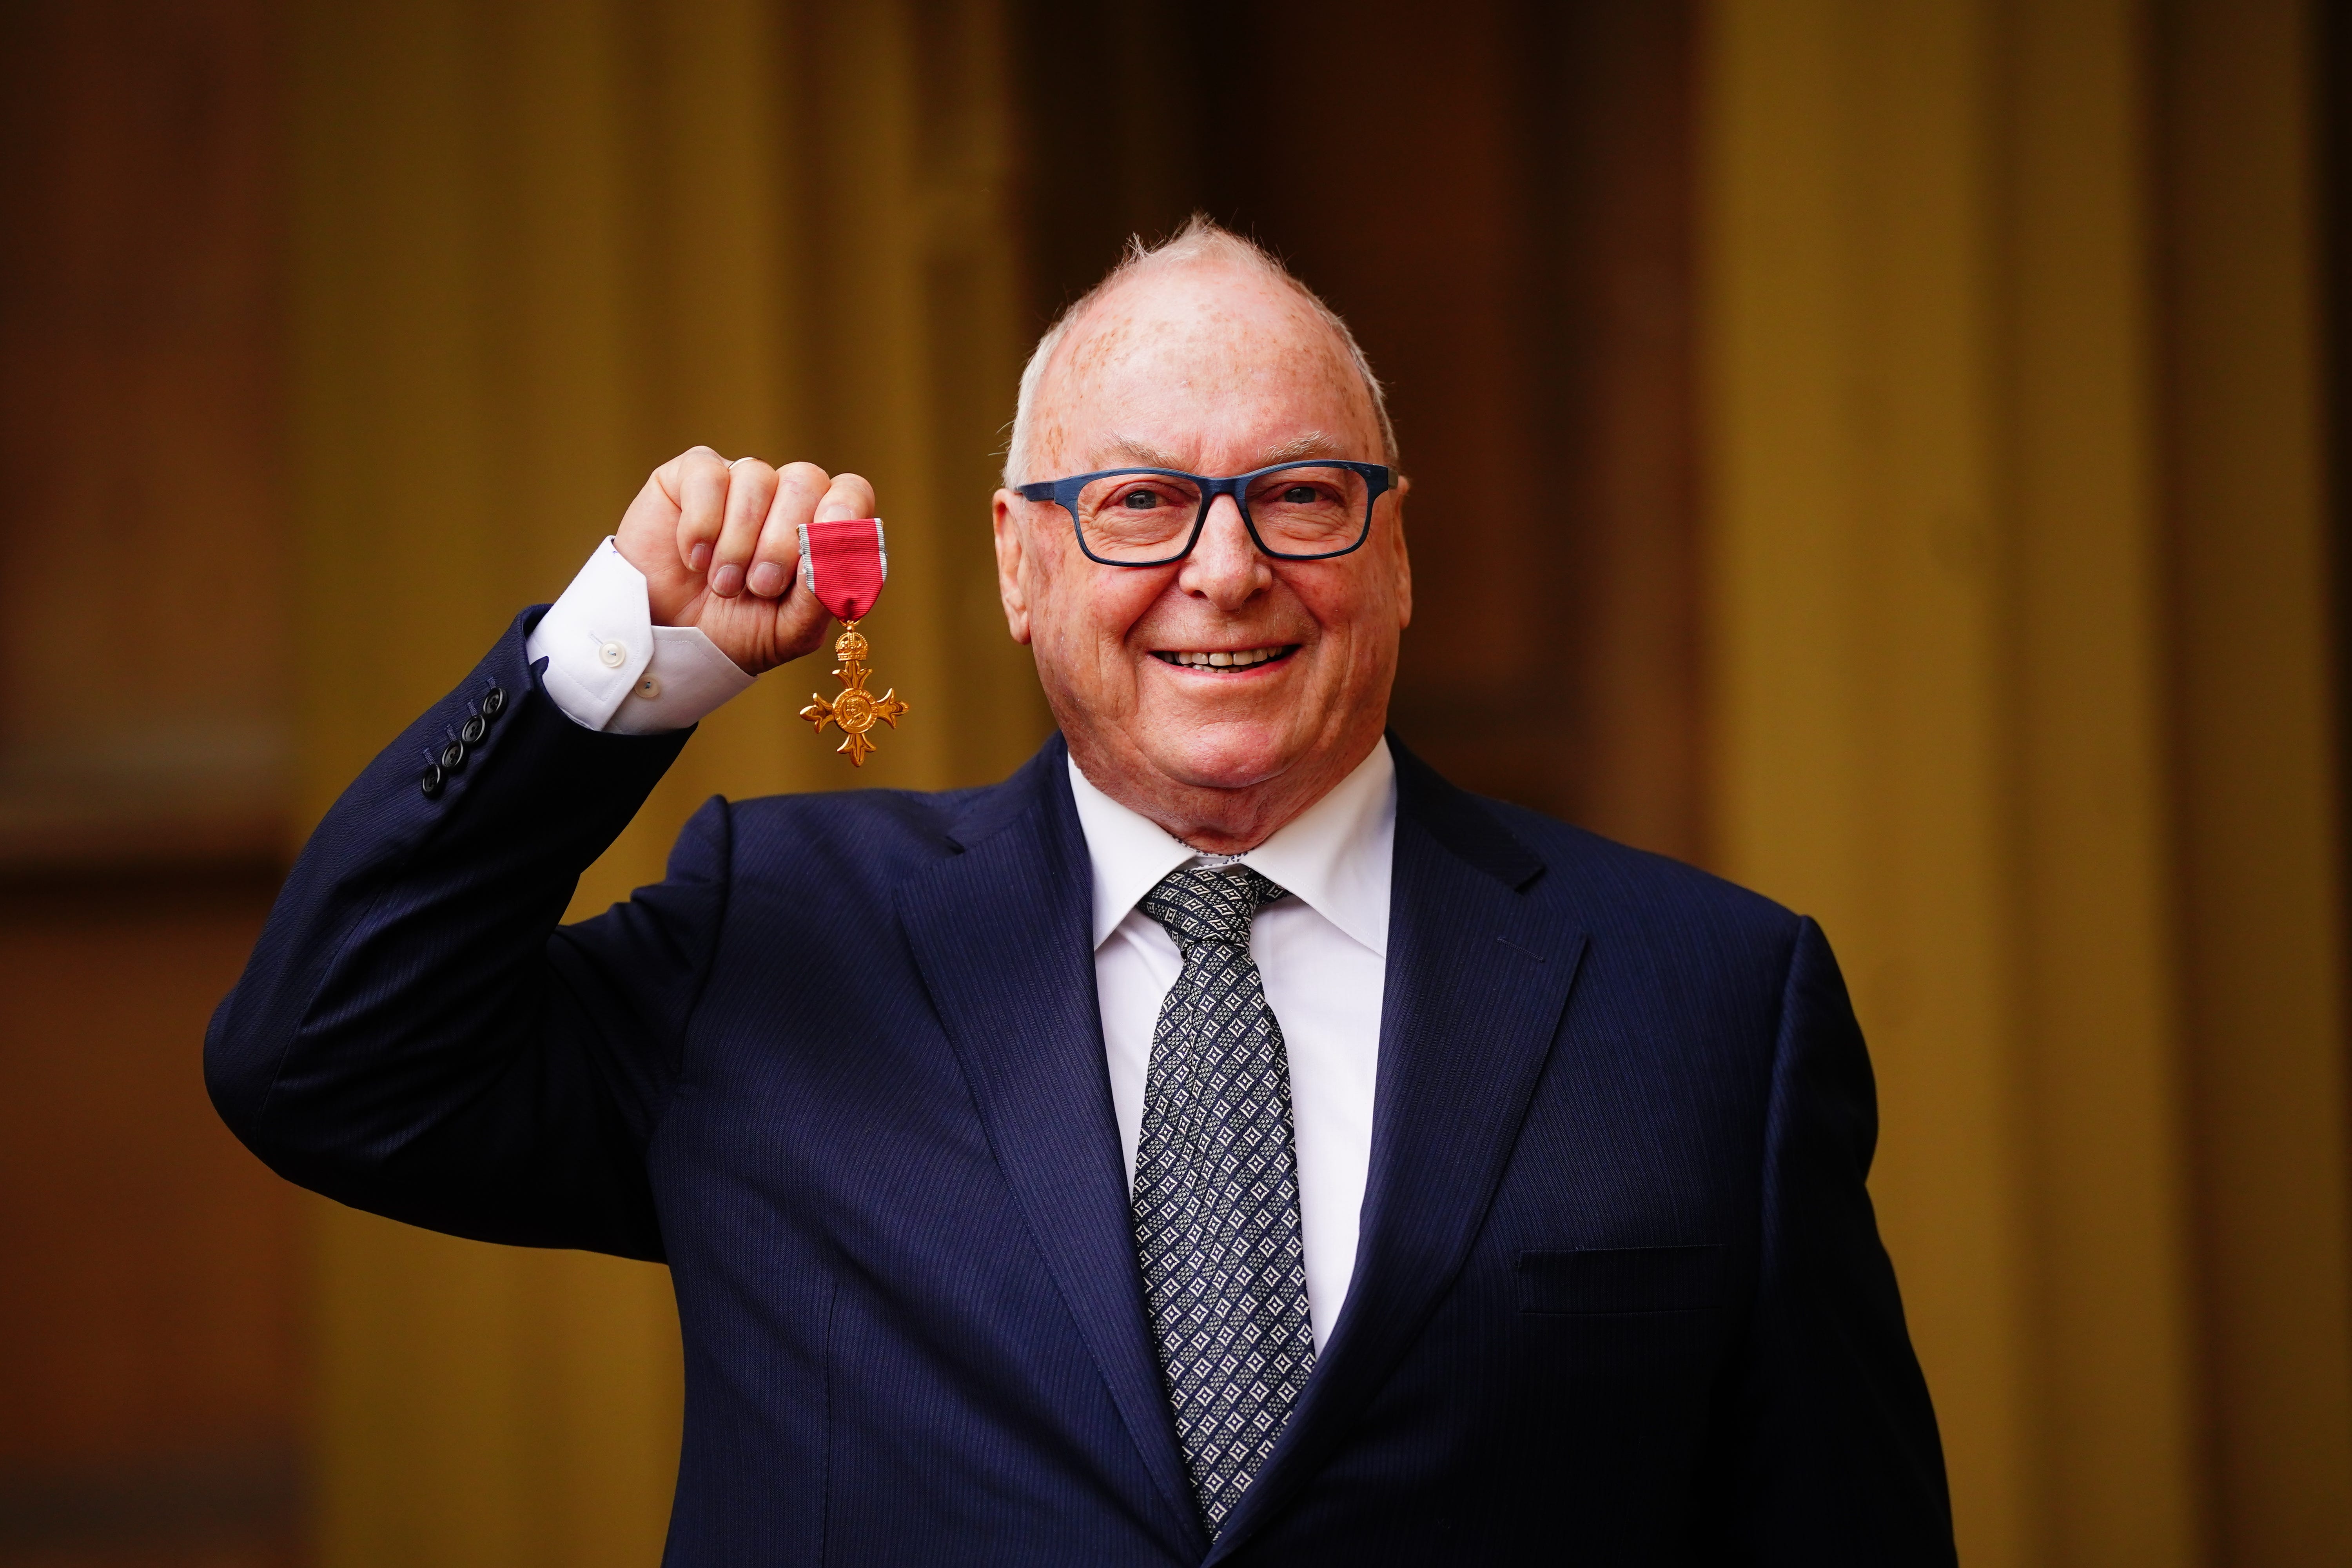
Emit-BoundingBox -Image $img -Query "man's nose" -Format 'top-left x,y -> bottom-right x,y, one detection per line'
1178,494 -> 1272,608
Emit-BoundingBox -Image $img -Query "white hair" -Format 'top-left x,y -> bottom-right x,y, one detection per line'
1001,214 -> 1401,486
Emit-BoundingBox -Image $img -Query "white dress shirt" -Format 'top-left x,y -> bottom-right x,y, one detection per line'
1068,746 -> 1392,1350
525,537 -> 755,734
531,542 -> 1392,1348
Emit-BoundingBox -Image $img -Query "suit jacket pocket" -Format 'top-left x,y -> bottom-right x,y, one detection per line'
1515,1244 -> 1726,1315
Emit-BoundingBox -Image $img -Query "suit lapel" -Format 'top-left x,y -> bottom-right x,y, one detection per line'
1204,743 -> 1588,1563
894,741 -> 1206,1560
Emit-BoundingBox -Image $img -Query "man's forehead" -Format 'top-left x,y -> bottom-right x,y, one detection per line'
1061,262 -> 1338,372
1033,264 -> 1379,463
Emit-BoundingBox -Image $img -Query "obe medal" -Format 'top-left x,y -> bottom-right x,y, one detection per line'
795,519 -> 908,767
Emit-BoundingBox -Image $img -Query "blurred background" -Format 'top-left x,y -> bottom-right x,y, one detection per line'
2,0 -> 2348,1564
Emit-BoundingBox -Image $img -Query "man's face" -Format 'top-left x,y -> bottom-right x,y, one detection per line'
992,263 -> 1412,820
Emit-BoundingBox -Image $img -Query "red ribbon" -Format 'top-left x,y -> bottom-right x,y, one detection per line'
797,519 -> 888,622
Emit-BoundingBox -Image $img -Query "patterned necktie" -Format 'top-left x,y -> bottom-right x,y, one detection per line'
1132,864 -> 1316,1534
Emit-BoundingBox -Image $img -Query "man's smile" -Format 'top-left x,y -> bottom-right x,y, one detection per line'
1149,643 -> 1303,672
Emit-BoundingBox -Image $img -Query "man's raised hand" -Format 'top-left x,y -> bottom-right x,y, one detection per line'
613,447 -> 876,675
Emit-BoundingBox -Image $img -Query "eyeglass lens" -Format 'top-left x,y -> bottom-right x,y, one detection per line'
1074,465 -> 1372,562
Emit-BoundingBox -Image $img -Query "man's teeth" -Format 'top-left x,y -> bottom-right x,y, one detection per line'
1160,646 -> 1290,668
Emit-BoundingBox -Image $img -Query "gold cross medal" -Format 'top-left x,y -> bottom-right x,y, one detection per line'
795,519 -> 908,766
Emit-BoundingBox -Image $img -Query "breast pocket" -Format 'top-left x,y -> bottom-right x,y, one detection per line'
1514,1244 -> 1726,1315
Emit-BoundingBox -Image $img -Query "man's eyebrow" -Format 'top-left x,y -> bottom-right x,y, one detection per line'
1256,430 -> 1344,465
1100,435 -> 1190,468
1093,430 -> 1348,472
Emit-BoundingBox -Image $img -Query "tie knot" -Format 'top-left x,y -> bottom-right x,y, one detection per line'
1139,864 -> 1289,950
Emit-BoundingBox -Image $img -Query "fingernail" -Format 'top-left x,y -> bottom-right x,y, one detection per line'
687,541 -> 711,573
747,561 -> 785,597
711,562 -> 744,597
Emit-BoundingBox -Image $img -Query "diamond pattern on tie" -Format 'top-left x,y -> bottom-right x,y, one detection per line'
1131,864 -> 1316,1534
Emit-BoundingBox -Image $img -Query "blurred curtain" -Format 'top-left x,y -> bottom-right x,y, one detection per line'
274,0 -> 2352,1563
286,1 -> 1045,1562
1701,2 -> 2352,1566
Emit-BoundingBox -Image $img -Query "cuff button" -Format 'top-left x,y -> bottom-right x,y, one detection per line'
479,686 -> 506,719
634,675 -> 662,701
439,739 -> 466,770
460,713 -> 488,744
598,640 -> 628,669
420,763 -> 446,798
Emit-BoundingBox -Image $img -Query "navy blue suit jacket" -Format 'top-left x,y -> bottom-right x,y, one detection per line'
207,612 -> 1955,1565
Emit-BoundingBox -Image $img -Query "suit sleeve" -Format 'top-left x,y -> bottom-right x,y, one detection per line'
204,607 -> 730,1261
1703,916 -> 1959,1565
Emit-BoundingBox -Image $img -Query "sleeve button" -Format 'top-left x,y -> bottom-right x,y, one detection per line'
598,640 -> 627,669
479,686 -> 506,719
460,713 -> 488,744
634,675 -> 662,700
439,739 -> 466,770
420,763 -> 446,798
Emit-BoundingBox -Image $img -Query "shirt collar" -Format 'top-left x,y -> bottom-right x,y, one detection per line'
1066,739 -> 1396,958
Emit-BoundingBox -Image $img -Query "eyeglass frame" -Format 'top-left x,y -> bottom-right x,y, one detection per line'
1014,459 -> 1397,568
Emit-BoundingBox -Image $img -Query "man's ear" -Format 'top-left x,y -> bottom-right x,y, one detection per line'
1388,478 -> 1412,630
992,490 -> 1033,644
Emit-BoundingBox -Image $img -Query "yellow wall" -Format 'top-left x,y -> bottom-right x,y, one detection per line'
287,2 -> 1044,1561
1702,0 -> 2352,1563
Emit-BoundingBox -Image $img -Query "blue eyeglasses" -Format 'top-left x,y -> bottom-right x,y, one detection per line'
1016,460 -> 1396,567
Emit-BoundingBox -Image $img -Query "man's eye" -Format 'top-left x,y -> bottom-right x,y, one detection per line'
1120,489 -> 1161,509
1280,486 -> 1321,505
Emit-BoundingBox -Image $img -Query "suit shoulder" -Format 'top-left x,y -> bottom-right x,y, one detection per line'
1456,795 -> 1812,1038
1474,794 -> 1801,942
696,737 -> 1072,899
725,780 -> 982,839
700,780 -> 986,887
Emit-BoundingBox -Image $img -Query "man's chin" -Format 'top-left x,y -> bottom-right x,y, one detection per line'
1137,721 -> 1306,794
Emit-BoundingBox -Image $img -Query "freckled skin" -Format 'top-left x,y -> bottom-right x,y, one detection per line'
992,260 -> 1413,854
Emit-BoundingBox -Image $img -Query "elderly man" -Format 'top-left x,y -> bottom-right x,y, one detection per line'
208,220 -> 1954,1564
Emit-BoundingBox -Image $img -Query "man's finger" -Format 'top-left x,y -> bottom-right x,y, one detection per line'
708,457 -> 781,597
813,472 -> 878,524
748,461 -> 829,599
671,446 -> 732,579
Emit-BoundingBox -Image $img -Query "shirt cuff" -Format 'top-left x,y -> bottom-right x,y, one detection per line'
525,538 -> 755,733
